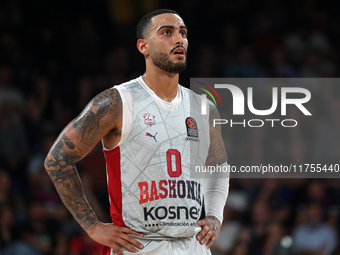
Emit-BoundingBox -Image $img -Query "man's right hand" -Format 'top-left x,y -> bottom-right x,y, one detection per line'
88,222 -> 144,255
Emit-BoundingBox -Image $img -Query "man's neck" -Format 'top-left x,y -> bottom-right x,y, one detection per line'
142,68 -> 179,102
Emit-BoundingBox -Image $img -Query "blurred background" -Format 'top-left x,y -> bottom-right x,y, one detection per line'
0,0 -> 340,254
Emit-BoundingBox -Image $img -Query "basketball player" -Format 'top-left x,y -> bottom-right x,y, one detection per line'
44,9 -> 229,255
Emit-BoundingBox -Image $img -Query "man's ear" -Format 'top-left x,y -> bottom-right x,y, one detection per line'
137,39 -> 149,57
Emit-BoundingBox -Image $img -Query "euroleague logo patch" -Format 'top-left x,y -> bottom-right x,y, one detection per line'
185,117 -> 199,142
143,113 -> 156,127
186,117 -> 197,129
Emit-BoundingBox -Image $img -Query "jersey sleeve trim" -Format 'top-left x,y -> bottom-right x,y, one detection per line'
102,85 -> 133,151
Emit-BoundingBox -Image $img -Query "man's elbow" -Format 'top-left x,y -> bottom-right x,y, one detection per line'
44,153 -> 54,172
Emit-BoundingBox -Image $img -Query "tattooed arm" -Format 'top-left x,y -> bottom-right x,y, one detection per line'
44,88 -> 144,255
196,104 -> 229,249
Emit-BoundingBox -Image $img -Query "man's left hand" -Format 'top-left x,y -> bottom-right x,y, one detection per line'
196,216 -> 221,249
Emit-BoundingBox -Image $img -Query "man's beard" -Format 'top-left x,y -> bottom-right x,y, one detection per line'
151,51 -> 187,74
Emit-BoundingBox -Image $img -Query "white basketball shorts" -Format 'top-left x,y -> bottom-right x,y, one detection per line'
110,235 -> 212,255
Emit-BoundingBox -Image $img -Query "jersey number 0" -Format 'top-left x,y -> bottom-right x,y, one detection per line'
166,149 -> 182,177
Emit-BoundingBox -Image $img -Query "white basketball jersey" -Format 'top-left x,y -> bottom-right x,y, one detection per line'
103,77 -> 210,239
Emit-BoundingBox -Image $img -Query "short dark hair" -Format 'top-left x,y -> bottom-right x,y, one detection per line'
136,9 -> 180,40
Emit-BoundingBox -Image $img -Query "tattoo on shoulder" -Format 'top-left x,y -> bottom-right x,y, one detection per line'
73,88 -> 122,141
209,105 -> 220,123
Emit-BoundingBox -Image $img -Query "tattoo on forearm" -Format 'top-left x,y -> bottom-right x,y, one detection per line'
45,134 -> 98,231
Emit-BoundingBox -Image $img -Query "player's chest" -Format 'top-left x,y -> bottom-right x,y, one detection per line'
131,105 -> 202,146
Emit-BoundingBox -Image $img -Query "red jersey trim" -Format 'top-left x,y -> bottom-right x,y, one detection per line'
103,146 -> 125,226
101,245 -> 111,255
101,146 -> 125,255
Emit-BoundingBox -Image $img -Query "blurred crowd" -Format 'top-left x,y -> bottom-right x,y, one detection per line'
0,0 -> 340,254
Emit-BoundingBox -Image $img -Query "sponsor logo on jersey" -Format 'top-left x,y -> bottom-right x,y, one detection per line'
185,117 -> 199,142
143,205 -> 201,221
143,113 -> 156,127
138,179 -> 201,205
146,132 -> 158,142
138,179 -> 202,221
